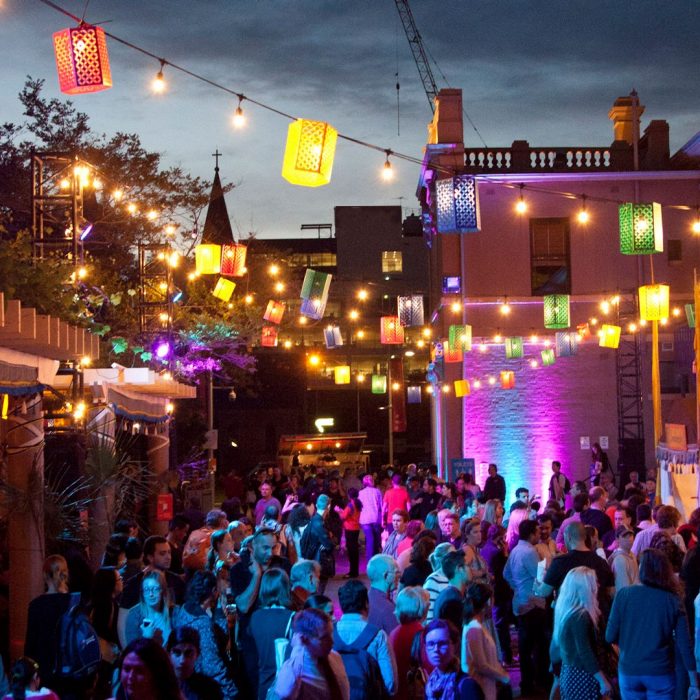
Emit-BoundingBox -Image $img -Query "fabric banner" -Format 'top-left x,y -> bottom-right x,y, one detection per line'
390,357 -> 406,433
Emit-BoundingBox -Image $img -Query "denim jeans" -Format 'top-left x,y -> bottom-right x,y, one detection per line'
619,673 -> 676,700
361,523 -> 382,559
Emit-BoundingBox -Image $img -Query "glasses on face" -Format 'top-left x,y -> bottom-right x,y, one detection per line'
426,640 -> 451,650
143,587 -> 162,595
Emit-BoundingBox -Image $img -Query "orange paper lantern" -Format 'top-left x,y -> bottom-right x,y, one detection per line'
264,300 -> 285,324
444,340 -> 463,364
380,316 -> 404,344
220,243 -> 247,277
500,370 -> 515,389
261,326 -> 278,347
53,24 -> 112,94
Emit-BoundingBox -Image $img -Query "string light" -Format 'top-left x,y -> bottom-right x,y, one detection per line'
488,376 -> 496,385
165,224 -> 176,236
628,322 -> 637,332
660,317 -> 668,326
672,307 -> 681,317
416,339 -> 425,349
692,208 -> 700,234
515,185 -> 527,214
59,178 -> 70,190
577,195 -> 589,224
274,281 -> 285,293
473,380 -> 481,389
152,60 -> 167,93
269,264 -> 280,276
382,150 -> 394,181
530,359 -> 538,368
530,332 -> 538,343
422,328 -> 432,338
126,202 -> 138,215
146,209 -> 158,221
600,300 -> 611,314
112,188 -> 123,201
232,95 -> 246,128
441,384 -> 450,393
244,294 -> 254,304
639,319 -> 648,327
308,354 -> 320,366
283,340 -> 292,349
357,288 -> 369,301
349,309 -> 359,320
450,301 -> 462,313
479,343 -> 488,353
356,373 -> 365,383
500,299 -> 511,315
357,330 -> 365,339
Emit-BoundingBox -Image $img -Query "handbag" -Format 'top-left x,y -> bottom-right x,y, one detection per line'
274,612 -> 295,671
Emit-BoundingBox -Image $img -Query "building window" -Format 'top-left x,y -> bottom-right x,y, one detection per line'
530,218 -> 571,295
381,250 -> 403,274
308,252 -> 336,267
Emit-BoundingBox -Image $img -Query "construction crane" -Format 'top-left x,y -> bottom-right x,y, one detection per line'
394,0 -> 439,113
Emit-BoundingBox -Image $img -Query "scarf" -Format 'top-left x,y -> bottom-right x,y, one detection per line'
425,667 -> 458,700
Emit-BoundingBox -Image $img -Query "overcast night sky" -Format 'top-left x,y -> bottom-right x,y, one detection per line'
1,1 -> 699,239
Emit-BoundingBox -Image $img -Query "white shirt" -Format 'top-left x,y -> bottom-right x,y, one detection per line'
358,486 -> 383,525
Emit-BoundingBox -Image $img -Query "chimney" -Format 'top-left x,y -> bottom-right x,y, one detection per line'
608,91 -> 645,144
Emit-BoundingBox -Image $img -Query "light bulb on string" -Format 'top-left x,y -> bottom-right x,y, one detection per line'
577,195 -> 589,224
152,61 -> 167,93
515,185 -> 527,214
382,151 -> 394,181
692,208 -> 700,234
232,95 -> 246,128
500,298 -> 511,315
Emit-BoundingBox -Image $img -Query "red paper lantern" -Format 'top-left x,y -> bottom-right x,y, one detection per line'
220,243 -> 247,277
53,24 -> 112,95
261,326 -> 278,347
380,316 -> 404,344
443,340 -> 463,364
263,300 -> 285,324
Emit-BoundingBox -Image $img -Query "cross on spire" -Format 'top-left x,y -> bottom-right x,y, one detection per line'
212,149 -> 222,171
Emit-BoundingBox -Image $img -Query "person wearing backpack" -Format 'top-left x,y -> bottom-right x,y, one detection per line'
334,579 -> 398,699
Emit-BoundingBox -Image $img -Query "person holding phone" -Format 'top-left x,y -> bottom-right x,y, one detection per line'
124,568 -> 173,647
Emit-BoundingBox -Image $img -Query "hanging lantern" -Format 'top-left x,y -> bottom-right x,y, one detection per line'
619,202 -> 664,255
454,379 -> 471,397
195,244 -> 222,275
443,340 -> 463,364
53,24 -> 112,95
555,331 -> 578,357
372,375 -> 387,394
543,294 -> 570,329
261,326 -> 278,347
264,300 -> 285,324
220,243 -> 247,277
500,371 -> 515,389
638,284 -> 670,321
599,324 -> 621,349
448,324 -> 472,352
381,316 -> 404,344
407,386 -> 422,404
686,304 -> 696,328
436,175 -> 481,233
576,323 -> 591,340
541,349 -> 556,366
300,296 -> 327,320
282,119 -> 338,187
505,337 -> 524,359
397,295 -> 424,327
300,269 -> 332,303
324,326 -> 343,349
334,365 -> 351,385
212,277 -> 235,302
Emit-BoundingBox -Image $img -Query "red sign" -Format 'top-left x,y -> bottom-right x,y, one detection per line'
156,493 -> 174,522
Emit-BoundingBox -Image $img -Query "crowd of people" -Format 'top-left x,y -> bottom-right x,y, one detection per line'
9,459 -> 700,700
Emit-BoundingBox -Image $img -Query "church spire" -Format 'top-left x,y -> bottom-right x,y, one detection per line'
201,150 -> 234,245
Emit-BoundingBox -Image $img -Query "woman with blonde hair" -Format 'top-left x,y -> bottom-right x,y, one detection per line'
125,568 -> 173,646
480,500 -> 504,543
424,543 -> 456,622
551,567 -> 611,700
462,518 -> 490,584
505,508 -> 529,552
389,587 -> 431,699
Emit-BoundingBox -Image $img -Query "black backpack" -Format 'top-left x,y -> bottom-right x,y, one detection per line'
54,592 -> 101,679
333,623 -> 389,700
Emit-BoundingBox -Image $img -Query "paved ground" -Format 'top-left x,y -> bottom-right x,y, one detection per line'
325,545 -> 549,699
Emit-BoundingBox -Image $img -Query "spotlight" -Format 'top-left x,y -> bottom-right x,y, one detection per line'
154,341 -> 171,359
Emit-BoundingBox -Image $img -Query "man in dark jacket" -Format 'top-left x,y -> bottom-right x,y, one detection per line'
483,463 -> 506,502
300,494 -> 335,592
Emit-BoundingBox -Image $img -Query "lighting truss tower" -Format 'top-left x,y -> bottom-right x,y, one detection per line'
615,293 -> 646,474
137,243 -> 174,337
31,151 -> 84,265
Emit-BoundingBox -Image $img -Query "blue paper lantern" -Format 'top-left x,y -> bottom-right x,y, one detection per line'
436,175 -> 480,233
555,331 -> 578,357
324,326 -> 343,349
300,296 -> 327,320
407,386 -> 422,404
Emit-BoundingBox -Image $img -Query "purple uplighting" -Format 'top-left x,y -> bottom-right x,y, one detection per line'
155,341 -> 171,359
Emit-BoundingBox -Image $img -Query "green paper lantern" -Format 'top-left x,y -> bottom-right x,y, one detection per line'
619,202 -> 663,255
685,303 -> 696,328
505,336 -> 523,359
372,375 -> 387,394
300,268 -> 332,302
543,294 -> 570,329
541,349 -> 555,366
448,324 -> 472,351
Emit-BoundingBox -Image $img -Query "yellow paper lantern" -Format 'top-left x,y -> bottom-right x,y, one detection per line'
599,324 -> 621,349
212,278 -> 235,302
454,379 -> 471,397
334,365 -> 351,385
195,244 -> 221,275
282,119 -> 338,187
639,284 -> 670,321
